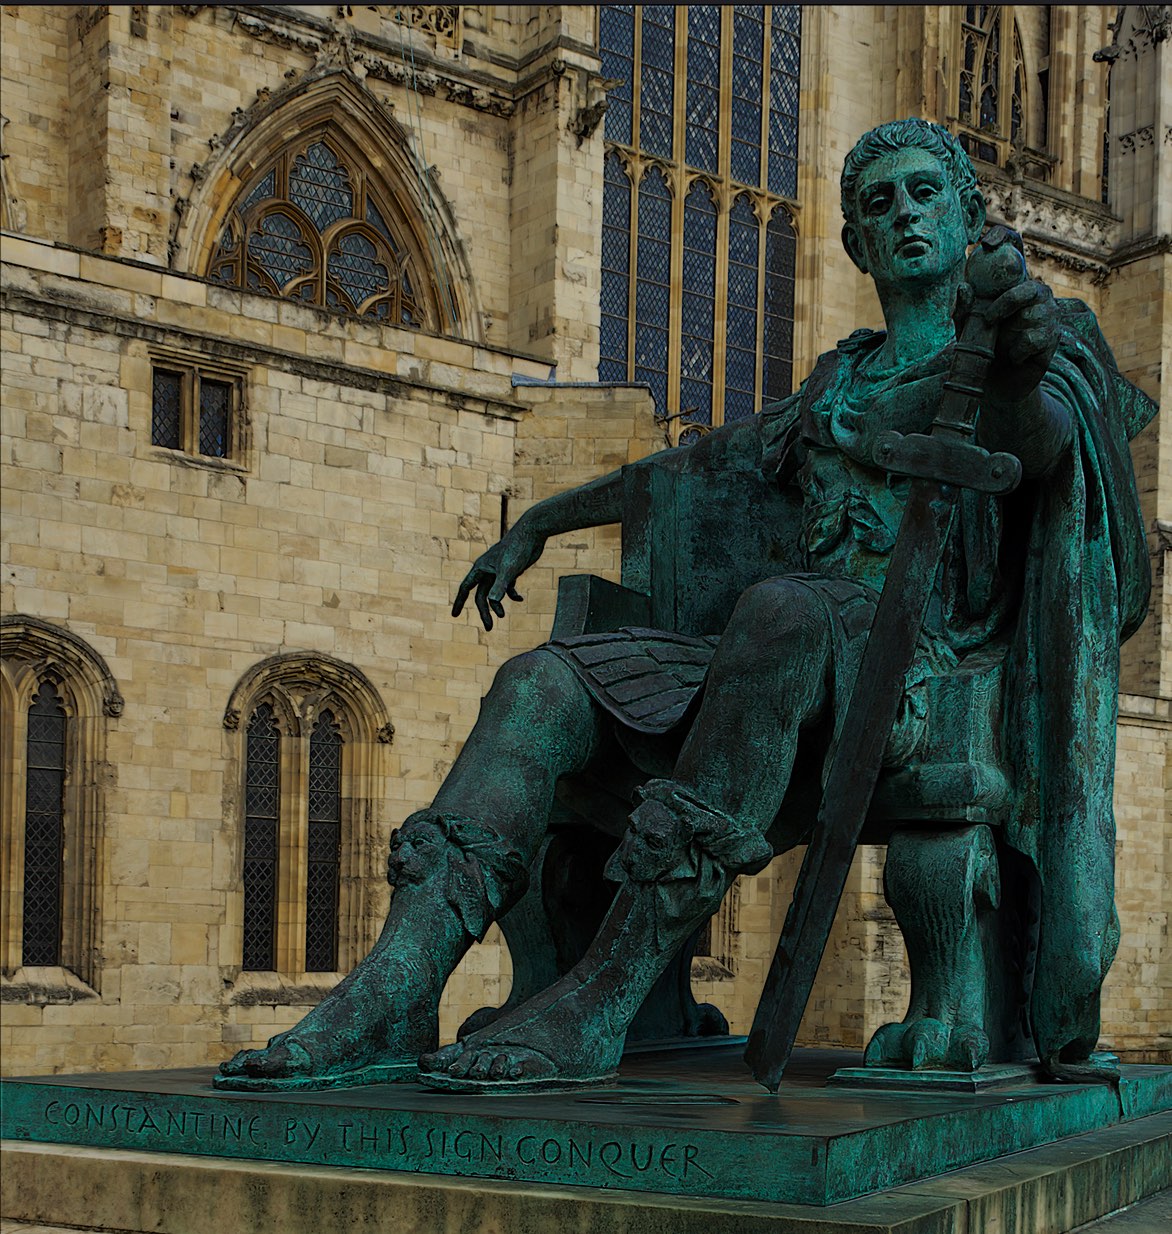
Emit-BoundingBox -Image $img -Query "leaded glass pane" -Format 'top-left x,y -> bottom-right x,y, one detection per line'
764,208 -> 796,400
248,210 -> 313,293
365,199 -> 401,252
730,7 -> 765,186
600,152 -> 631,382
601,5 -> 634,146
241,169 -> 276,214
306,711 -> 341,973
768,7 -> 801,198
680,181 -> 717,428
639,7 -> 675,158
243,704 -> 280,972
634,168 -> 671,413
289,142 -> 354,232
23,681 -> 65,967
327,231 -> 392,312
198,379 -> 231,458
151,369 -> 182,450
724,196 -> 759,422
686,7 -> 721,175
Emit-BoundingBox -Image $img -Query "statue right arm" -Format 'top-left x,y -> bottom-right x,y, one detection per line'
453,417 -> 760,630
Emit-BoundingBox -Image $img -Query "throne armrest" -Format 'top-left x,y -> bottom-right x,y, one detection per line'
550,574 -> 652,640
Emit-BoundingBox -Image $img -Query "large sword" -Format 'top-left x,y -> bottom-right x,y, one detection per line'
745,227 -> 1027,1092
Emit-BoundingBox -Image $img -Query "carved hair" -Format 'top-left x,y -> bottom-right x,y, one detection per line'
840,118 -> 979,223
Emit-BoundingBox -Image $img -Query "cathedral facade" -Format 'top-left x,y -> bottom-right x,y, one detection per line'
1,5 -> 1167,1076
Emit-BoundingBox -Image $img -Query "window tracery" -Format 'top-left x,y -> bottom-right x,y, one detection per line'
208,134 -> 431,330
225,654 -> 391,984
1,617 -> 120,995
953,5 -> 1047,169
599,5 -> 801,442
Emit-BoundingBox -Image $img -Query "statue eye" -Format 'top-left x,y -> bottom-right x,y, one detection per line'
864,193 -> 891,215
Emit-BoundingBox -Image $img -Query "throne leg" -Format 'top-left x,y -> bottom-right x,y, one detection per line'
865,825 -> 1001,1072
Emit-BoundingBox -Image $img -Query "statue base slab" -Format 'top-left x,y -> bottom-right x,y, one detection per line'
2,1045 -> 1169,1212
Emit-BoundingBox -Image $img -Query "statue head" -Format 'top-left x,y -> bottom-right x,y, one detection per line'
840,119 -> 986,289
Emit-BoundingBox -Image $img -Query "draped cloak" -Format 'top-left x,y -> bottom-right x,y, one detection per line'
549,300 -> 1155,1070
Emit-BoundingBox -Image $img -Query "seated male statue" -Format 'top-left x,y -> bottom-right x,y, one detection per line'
219,119 -> 1154,1094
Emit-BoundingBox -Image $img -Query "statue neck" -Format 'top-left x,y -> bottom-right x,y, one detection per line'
873,277 -> 959,369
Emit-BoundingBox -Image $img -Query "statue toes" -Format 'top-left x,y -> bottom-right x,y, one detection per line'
946,1025 -> 990,1072
419,1042 -> 464,1073
488,1054 -> 510,1080
907,1019 -> 951,1069
465,1052 -> 494,1080
863,1022 -> 908,1067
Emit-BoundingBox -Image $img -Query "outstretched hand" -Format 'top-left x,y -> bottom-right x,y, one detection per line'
955,276 -> 1060,407
452,519 -> 547,631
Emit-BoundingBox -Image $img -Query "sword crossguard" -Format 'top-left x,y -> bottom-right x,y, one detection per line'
873,430 -> 1022,495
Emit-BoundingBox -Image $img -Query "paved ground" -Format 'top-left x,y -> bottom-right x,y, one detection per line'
1073,1189 -> 1172,1232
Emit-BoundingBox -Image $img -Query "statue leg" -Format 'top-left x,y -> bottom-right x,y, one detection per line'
217,650 -> 606,1088
420,579 -> 833,1090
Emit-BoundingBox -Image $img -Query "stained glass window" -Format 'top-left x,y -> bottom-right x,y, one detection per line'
306,712 -> 342,973
22,681 -> 66,966
243,704 -> 280,972
764,207 -> 797,402
151,369 -> 182,450
598,6 -> 801,437
151,362 -> 241,463
731,7 -> 766,187
686,7 -> 721,175
199,379 -> 232,459
955,5 -> 1030,167
210,134 -> 429,330
600,152 -> 632,382
725,195 -> 760,424
601,5 -> 635,147
635,167 -> 672,416
639,7 -> 676,158
680,181 -> 718,433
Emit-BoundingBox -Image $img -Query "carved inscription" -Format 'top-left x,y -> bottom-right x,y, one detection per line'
36,1099 -> 714,1185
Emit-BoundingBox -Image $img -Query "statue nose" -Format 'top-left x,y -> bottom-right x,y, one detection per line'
893,186 -> 922,226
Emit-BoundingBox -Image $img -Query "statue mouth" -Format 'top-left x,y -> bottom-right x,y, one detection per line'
897,236 -> 931,256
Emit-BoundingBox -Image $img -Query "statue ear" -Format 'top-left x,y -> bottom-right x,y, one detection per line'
842,224 -> 868,273
964,191 -> 987,243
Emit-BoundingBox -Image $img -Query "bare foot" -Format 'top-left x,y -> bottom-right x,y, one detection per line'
217,958 -> 438,1088
419,968 -> 624,1091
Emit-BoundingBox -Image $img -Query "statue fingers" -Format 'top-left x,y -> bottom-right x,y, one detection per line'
453,566 -> 487,618
985,279 -> 1045,322
474,579 -> 495,631
506,584 -> 524,603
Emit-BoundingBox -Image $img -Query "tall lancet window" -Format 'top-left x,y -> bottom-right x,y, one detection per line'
599,6 -> 802,442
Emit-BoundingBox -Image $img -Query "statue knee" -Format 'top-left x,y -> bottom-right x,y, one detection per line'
720,579 -> 830,674
490,648 -> 582,707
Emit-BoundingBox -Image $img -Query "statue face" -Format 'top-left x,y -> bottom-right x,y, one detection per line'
844,147 -> 978,290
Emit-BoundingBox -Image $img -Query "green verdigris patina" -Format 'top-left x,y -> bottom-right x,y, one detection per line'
216,119 -> 1156,1096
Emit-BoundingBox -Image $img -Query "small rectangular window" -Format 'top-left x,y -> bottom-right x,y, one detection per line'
149,358 -> 245,464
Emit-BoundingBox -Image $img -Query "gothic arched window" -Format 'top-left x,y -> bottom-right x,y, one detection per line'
209,133 -> 438,330
599,6 -> 801,442
226,655 -> 392,986
1,617 -> 121,996
954,5 -> 1043,168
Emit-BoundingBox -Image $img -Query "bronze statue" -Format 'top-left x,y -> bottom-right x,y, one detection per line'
217,119 -> 1155,1095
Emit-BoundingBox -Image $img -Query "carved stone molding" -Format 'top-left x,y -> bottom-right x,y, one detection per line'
979,169 -> 1118,277
232,6 -> 513,117
0,616 -> 124,718
223,651 -> 392,745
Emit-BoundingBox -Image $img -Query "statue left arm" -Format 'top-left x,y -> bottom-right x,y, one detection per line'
974,279 -> 1073,477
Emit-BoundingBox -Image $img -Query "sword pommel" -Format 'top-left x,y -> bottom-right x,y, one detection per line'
967,226 -> 1027,302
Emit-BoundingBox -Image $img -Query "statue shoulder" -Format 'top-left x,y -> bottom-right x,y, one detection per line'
1051,297 -> 1158,441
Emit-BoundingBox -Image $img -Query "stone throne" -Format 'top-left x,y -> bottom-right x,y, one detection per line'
462,416 -> 1036,1075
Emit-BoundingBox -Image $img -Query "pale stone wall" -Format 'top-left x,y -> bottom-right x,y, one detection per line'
1,3 -> 1166,1077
